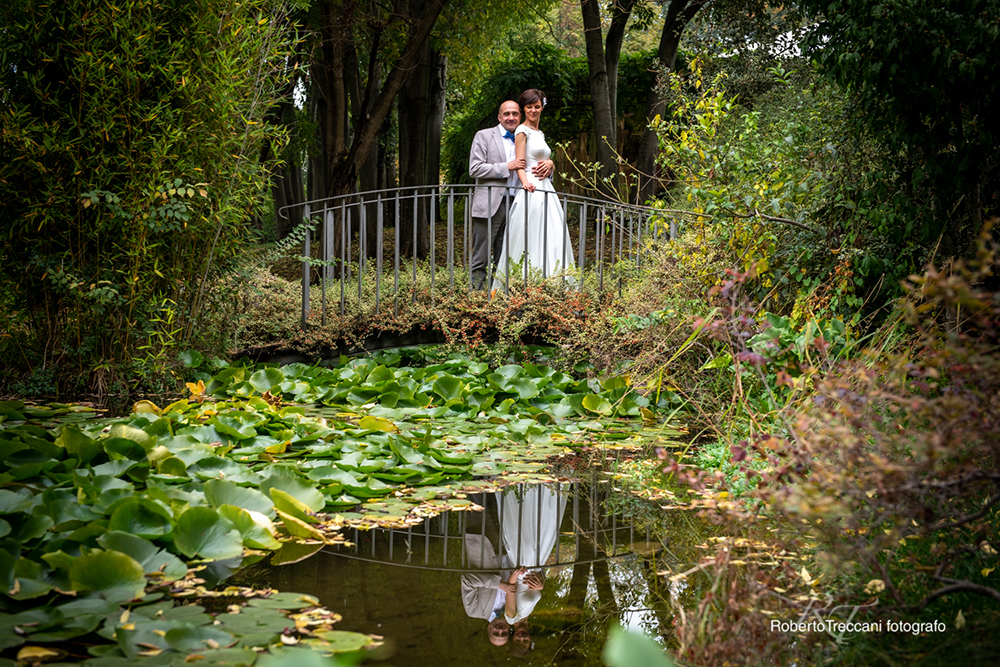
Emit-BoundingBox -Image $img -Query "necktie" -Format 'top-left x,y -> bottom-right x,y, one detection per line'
503,130 -> 515,141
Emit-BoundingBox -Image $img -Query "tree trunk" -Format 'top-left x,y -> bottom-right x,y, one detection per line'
604,0 -> 636,150
636,0 -> 707,205
308,0 -> 447,268
581,0 -> 616,193
398,40 -> 446,259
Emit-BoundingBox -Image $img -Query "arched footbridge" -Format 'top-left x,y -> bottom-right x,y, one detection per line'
279,184 -> 682,330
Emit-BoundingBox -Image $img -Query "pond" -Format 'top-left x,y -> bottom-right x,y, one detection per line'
260,478 -> 707,666
0,347 -> 711,666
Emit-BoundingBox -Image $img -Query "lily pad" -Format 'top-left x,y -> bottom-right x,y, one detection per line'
174,507 -> 244,560
69,550 -> 146,597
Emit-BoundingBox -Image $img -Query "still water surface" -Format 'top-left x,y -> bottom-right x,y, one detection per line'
267,479 -> 701,666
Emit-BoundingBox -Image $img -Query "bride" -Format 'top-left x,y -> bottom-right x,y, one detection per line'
493,89 -> 576,290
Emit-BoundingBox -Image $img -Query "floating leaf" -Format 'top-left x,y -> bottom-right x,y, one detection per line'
270,488 -> 318,524
108,498 -> 174,539
271,541 -> 323,566
260,471 -> 325,512
358,415 -> 398,432
174,507 -> 244,560
275,510 -> 324,540
218,504 -> 282,550
205,479 -> 276,518
582,394 -> 613,415
248,591 -> 320,610
165,625 -> 235,652
69,550 -> 147,597
96,531 -> 186,582
314,629 -> 377,653
249,368 -> 285,393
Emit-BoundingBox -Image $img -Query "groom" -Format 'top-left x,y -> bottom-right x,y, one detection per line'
468,100 -> 554,290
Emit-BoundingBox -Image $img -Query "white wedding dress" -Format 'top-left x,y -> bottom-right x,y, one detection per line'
493,124 -> 576,289
496,484 -> 567,623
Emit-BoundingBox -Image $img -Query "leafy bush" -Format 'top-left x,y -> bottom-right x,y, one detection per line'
0,0 -> 295,394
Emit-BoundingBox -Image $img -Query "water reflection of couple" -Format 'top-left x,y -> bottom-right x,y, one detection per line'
461,484 -> 567,656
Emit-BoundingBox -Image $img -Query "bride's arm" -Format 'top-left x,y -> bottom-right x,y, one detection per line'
514,134 -> 535,193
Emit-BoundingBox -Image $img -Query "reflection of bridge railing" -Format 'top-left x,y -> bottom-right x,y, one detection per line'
279,185 -> 681,327
323,481 -> 664,574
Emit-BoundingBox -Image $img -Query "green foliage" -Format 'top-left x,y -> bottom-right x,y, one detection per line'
603,623 -> 676,667
653,57 -> 872,319
0,0 -> 296,392
443,43 -> 657,184
800,0 -> 999,256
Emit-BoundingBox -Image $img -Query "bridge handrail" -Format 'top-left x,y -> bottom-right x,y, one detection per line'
276,183 -> 682,222
276,184 -> 690,328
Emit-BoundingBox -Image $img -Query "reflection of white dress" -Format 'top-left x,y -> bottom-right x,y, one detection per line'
496,485 -> 567,623
493,125 -> 576,289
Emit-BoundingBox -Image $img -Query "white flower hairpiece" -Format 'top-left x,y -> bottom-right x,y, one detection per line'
542,96 -> 547,107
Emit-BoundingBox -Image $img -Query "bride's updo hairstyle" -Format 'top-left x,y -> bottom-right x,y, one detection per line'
519,89 -> 547,109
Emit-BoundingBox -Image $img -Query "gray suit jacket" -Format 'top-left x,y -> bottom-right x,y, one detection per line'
469,125 -> 512,219
461,534 -> 503,620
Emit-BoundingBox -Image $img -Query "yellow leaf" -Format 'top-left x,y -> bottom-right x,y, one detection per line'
983,567 -> 995,578
133,400 -> 161,415
955,609 -> 966,629
800,567 -> 813,584
864,579 -> 885,594
119,610 -> 130,624
17,646 -> 65,661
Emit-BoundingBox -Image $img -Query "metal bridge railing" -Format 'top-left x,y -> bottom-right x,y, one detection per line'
278,184 -> 680,327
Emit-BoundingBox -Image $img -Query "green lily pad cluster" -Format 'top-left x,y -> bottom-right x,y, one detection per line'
0,348 -> 679,664
1,589 -> 371,666
207,349 -> 658,419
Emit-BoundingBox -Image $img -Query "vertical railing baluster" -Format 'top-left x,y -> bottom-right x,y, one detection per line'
301,208 -> 310,328
554,481 -> 560,565
561,197 -> 568,289
516,484 -> 524,566
412,191 -> 418,304
573,482 -> 580,561
340,200 -> 346,317
448,188 -> 454,291
535,485 -> 542,567
321,205 -> 327,326
430,188 -> 436,304
486,186 -> 492,299
503,190 -> 511,296
598,206 -> 605,295
442,507 -> 449,565
394,191 -> 400,317
543,190 -> 548,279
523,191 -> 529,289
578,202 -> 587,293
376,192 -> 382,315
359,196 -> 365,309
480,493 -> 487,567
467,191 -> 473,294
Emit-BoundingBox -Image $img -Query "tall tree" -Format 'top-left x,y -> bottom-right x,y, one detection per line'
580,0 -> 639,192
314,0 -> 448,202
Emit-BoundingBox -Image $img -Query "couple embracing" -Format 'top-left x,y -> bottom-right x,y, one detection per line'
469,89 -> 576,292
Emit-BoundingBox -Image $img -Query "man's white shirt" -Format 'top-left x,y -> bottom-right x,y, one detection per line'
498,124 -> 519,196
